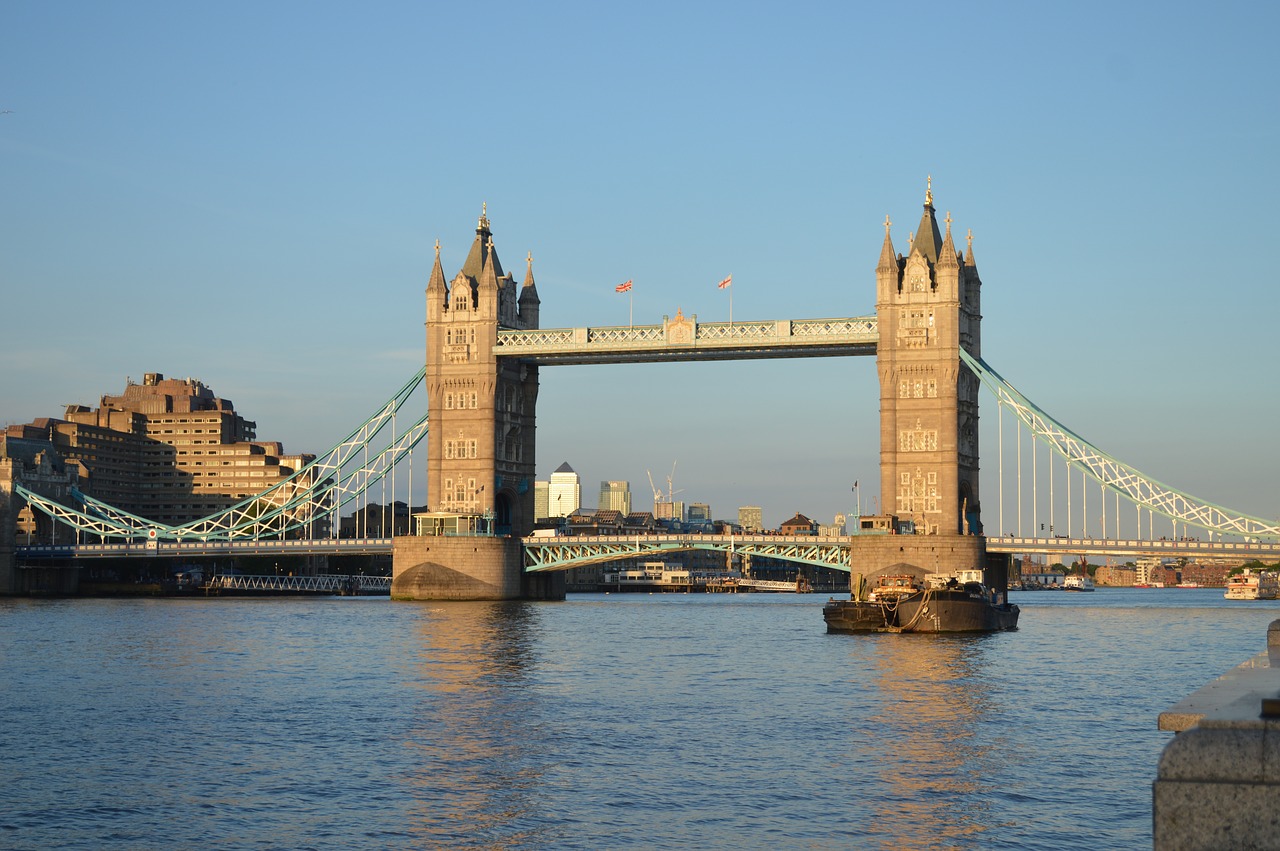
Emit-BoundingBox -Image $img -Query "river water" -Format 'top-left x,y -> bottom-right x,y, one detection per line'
0,588 -> 1273,850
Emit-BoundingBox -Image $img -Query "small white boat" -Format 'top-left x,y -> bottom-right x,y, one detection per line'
1224,570 -> 1279,601
1063,574 -> 1096,592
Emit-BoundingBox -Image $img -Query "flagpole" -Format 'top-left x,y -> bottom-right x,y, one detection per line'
629,290 -> 633,327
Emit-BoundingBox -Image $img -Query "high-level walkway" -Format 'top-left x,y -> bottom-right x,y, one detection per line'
495,316 -> 877,364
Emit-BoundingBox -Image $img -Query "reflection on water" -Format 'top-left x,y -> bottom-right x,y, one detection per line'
404,602 -> 553,849
0,590 -> 1274,850
856,634 -> 1001,849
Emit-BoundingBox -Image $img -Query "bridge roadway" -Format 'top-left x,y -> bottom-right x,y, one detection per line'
15,537 -> 396,560
986,536 -> 1280,561
15,532 -> 1279,569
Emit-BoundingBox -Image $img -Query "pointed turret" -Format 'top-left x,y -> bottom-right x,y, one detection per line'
876,215 -> 897,273
426,239 -> 448,321
937,211 -> 959,272
477,236 -> 500,319
964,228 -> 979,274
518,250 -> 541,328
962,227 -> 982,318
427,240 -> 447,293
480,237 -> 500,289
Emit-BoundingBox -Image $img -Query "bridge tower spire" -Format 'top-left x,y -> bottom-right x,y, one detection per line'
875,182 -> 983,537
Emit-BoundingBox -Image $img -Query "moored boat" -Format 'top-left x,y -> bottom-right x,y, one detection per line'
824,566 -> 1019,634
1224,570 -> 1279,601
1063,574 -> 1095,592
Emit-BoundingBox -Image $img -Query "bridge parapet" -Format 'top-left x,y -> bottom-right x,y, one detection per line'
988,536 -> 1280,560
496,316 -> 878,364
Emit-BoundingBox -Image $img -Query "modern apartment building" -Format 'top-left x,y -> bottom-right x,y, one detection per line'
738,505 -> 763,532
6,372 -> 314,526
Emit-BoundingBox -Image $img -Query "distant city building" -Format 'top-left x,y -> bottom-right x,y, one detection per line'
738,506 -> 763,532
1095,564 -> 1137,587
654,500 -> 683,522
818,513 -> 847,536
687,502 -> 711,522
1136,556 -> 1166,585
598,480 -> 631,515
780,513 -> 817,535
2,372 -> 315,526
534,480 -> 549,521
549,462 -> 581,518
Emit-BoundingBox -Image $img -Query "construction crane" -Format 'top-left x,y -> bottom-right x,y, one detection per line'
647,462 -> 684,511
646,470 -> 663,509
665,461 -> 684,503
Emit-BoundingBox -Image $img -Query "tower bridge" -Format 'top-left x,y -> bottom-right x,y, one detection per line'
4,185 -> 1277,598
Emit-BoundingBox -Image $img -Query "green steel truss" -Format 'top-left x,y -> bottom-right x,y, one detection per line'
523,534 -> 853,572
962,350 -> 1279,541
16,368 -> 429,542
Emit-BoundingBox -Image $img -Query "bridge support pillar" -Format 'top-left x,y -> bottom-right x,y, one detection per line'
0,547 -> 12,596
847,533 -> 987,587
1,466 -> 15,595
390,536 -> 563,601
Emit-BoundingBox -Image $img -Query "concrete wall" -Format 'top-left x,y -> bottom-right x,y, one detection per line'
391,536 -> 563,601
1154,619 -> 1280,850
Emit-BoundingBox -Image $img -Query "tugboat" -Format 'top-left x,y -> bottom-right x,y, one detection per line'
823,564 -> 1020,634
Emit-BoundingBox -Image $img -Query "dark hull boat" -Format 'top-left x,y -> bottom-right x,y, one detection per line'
823,572 -> 1020,634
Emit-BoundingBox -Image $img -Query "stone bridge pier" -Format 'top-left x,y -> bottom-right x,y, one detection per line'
0,450 -> 82,596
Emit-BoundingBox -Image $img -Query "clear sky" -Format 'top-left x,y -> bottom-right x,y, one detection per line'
2,1 -> 1277,531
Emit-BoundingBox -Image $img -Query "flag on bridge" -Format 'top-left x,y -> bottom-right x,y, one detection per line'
717,274 -> 732,289
615,280 -> 633,293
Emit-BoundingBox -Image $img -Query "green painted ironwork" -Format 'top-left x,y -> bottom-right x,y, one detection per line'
962,350 -> 1279,541
16,368 -> 429,542
522,534 -> 853,572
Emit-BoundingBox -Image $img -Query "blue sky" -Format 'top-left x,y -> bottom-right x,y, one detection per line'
2,1 -> 1277,531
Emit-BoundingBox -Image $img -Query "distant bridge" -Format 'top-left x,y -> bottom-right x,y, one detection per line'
206,573 -> 390,594
16,530 -> 1280,572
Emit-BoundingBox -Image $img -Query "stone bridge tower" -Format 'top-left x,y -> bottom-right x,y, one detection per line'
875,182 -> 983,537
424,208 -> 541,536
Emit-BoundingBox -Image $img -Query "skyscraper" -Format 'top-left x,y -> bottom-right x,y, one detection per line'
598,480 -> 631,514
534,481 -> 549,521
548,462 -> 580,518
